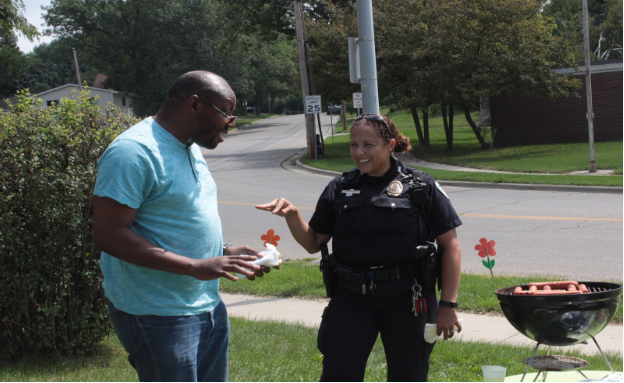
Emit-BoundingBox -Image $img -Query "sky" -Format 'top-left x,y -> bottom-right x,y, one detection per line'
17,0 -> 54,53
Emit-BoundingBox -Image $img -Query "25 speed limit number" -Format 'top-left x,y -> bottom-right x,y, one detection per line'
305,95 -> 322,114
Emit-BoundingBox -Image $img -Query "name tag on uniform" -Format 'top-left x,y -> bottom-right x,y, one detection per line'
341,189 -> 361,197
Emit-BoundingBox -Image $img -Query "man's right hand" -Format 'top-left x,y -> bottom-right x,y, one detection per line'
190,256 -> 261,281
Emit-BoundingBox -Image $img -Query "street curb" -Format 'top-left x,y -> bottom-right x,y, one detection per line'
294,158 -> 623,194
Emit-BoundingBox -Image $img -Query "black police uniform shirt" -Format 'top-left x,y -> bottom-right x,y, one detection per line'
309,157 -> 462,268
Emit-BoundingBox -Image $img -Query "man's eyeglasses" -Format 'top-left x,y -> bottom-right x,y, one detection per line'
353,113 -> 393,138
197,96 -> 237,124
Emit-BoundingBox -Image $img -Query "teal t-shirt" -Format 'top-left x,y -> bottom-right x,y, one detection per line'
94,117 -> 223,316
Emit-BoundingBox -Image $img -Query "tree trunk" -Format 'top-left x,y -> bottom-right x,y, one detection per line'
256,96 -> 262,115
465,107 -> 490,150
441,103 -> 450,151
448,103 -> 454,151
423,106 -> 430,152
270,95 -> 276,114
341,100 -> 347,131
410,106 -> 426,152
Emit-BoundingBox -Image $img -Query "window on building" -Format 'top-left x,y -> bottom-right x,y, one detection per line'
122,97 -> 126,106
46,100 -> 59,107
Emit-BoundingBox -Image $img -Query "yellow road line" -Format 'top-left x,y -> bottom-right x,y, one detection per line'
460,213 -> 622,222
218,200 -> 315,210
219,201 -> 622,221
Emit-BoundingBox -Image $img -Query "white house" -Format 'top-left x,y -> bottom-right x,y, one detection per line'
36,84 -> 135,116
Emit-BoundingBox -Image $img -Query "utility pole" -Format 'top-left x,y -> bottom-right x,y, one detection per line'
582,0 -> 597,172
356,0 -> 379,114
301,7 -> 324,157
72,48 -> 82,92
294,0 -> 316,159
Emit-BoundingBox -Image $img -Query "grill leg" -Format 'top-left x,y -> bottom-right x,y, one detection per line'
578,370 -> 589,380
522,342 -> 541,382
591,336 -> 614,373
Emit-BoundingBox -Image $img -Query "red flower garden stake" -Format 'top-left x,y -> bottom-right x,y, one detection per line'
261,229 -> 280,247
474,238 -> 496,278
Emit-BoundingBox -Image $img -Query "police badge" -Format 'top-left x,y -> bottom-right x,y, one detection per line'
387,180 -> 403,196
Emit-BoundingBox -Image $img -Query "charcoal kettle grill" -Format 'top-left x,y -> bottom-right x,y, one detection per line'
495,281 -> 622,382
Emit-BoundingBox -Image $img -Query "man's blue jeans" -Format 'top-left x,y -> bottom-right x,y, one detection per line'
108,300 -> 230,382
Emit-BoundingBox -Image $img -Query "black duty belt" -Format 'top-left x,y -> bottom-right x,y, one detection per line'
363,264 -> 413,283
334,263 -> 414,296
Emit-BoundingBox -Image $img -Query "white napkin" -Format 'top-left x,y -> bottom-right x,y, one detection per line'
236,244 -> 282,280
424,319 -> 464,343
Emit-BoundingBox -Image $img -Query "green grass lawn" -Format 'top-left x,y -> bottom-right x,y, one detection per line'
220,262 -> 623,324
336,106 -> 480,131
2,319 -> 620,382
325,108 -> 623,185
305,115 -> 623,187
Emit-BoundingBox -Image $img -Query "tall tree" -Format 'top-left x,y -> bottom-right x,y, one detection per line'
307,0 -> 580,151
0,0 -> 40,96
222,0 -> 354,38
0,0 -> 38,41
43,0 -> 254,115
543,0 -> 623,60
249,35 -> 299,113
433,0 -> 580,149
306,2 -> 360,106
0,33 -> 27,96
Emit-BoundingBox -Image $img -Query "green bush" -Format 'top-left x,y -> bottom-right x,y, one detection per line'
0,90 -> 139,359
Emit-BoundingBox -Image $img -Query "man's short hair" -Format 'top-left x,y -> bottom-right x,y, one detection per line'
167,71 -> 228,104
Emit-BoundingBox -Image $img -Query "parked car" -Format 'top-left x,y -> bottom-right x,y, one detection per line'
327,105 -> 341,115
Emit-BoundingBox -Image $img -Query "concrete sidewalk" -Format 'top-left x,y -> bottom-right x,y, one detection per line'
222,293 -> 623,357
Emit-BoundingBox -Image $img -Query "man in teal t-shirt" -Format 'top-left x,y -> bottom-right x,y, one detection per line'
93,71 -> 272,382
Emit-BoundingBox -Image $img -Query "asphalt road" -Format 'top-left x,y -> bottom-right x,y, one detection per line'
204,114 -> 623,282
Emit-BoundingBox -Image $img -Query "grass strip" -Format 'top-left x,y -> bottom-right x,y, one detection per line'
417,167 -> 623,187
300,153 -> 623,187
1,319 -> 620,382
220,263 -> 623,324
233,114 -> 279,129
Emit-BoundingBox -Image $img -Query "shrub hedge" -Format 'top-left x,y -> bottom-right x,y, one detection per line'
0,91 -> 139,359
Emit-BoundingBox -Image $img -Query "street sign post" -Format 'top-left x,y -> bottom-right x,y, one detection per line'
305,95 -> 322,114
353,92 -> 362,115
305,95 -> 321,159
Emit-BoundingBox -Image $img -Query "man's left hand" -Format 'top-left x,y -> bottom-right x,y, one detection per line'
436,306 -> 462,340
223,245 -> 280,280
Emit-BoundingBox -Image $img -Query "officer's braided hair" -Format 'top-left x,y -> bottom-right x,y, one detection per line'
351,115 -> 412,153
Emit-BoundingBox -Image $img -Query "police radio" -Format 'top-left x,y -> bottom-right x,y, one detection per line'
408,182 -> 428,207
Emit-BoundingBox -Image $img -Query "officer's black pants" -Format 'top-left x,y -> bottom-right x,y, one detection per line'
317,278 -> 438,382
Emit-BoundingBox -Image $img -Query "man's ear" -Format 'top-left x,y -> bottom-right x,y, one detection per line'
187,95 -> 202,115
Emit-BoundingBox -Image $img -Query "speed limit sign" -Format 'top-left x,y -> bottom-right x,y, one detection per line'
305,95 -> 322,114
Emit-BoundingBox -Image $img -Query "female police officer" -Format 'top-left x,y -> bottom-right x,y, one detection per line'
256,114 -> 462,382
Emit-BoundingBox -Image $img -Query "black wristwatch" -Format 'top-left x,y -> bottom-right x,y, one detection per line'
223,243 -> 231,253
439,300 -> 458,309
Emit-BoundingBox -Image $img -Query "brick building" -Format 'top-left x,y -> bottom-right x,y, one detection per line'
490,59 -> 622,148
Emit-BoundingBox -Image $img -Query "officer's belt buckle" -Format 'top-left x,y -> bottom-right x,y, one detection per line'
365,265 -> 409,283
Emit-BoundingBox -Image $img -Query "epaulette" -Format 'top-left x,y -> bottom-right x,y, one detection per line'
341,167 -> 361,183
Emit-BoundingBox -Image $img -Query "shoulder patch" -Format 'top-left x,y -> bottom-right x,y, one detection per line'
435,181 -> 450,200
